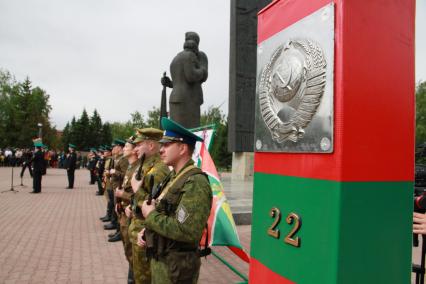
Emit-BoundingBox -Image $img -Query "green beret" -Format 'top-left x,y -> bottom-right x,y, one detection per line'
103,145 -> 112,151
69,143 -> 76,149
134,128 -> 163,143
159,118 -> 203,145
113,139 -> 126,147
33,141 -> 43,147
33,138 -> 43,147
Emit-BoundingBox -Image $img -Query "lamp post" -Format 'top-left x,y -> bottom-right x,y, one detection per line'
37,123 -> 42,139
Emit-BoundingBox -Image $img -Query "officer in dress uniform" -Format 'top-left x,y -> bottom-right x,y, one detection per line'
127,128 -> 170,284
30,139 -> 45,194
139,118 -> 212,284
20,148 -> 33,178
66,144 -> 77,189
96,147 -> 106,196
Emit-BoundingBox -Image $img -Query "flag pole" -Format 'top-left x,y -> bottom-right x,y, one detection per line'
211,250 -> 248,283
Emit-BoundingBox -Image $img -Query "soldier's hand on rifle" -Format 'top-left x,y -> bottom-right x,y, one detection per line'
110,169 -> 116,175
414,212 -> 426,234
125,205 -> 132,218
137,228 -> 146,247
115,188 -> 124,198
131,174 -> 142,193
141,200 -> 156,218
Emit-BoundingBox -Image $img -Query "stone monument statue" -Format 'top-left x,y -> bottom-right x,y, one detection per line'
161,32 -> 208,129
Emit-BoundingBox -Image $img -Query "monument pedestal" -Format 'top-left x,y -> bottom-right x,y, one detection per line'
249,0 -> 415,283
231,152 -> 253,181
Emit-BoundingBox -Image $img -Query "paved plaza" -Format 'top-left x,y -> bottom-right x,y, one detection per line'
0,167 -> 424,283
0,167 -> 250,284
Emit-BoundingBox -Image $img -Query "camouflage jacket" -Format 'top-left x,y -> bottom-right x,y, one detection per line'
103,156 -> 114,190
120,159 -> 140,205
144,159 -> 212,246
129,153 -> 170,244
110,154 -> 128,190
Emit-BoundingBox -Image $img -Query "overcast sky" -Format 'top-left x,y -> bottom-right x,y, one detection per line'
0,0 -> 425,130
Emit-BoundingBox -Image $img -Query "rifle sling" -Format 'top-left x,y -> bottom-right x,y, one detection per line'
157,165 -> 202,201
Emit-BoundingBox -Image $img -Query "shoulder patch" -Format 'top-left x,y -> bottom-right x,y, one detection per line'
176,205 -> 189,224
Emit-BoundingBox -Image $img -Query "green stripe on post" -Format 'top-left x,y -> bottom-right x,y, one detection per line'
250,172 -> 413,284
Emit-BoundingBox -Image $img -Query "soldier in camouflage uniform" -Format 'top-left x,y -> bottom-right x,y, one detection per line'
108,139 -> 128,242
102,145 -> 116,230
116,137 -> 140,284
127,128 -> 170,284
140,118 -> 212,284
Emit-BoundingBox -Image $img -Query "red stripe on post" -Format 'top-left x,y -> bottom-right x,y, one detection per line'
256,0 -> 415,182
258,0 -> 332,44
249,258 -> 296,284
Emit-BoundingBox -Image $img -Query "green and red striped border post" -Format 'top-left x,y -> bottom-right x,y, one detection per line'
249,0 -> 416,283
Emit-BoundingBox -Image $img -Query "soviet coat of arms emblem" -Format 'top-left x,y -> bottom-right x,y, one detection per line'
258,39 -> 327,144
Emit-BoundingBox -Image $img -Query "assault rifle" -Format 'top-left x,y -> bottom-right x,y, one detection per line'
135,153 -> 146,181
147,175 -> 155,205
116,164 -> 125,214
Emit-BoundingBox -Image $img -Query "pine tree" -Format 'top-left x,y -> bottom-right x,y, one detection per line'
100,122 -> 112,145
62,122 -> 70,149
77,109 -> 90,150
90,109 -> 103,147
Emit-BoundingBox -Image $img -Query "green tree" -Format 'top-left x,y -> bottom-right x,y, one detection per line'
100,122 -> 113,145
110,121 -> 134,140
146,107 -> 161,128
416,81 -> 426,146
200,106 -> 231,170
0,70 -> 55,148
89,109 -> 103,147
131,111 -> 146,129
75,109 -> 90,150
61,122 -> 70,149
66,117 -> 77,148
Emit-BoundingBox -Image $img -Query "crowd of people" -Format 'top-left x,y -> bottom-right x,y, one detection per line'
22,118 -> 213,284
0,147 -> 86,169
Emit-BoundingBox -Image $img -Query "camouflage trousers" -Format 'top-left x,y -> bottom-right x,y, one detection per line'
128,219 -> 150,284
132,243 -> 151,284
151,251 -> 200,284
104,183 -> 112,202
119,214 -> 132,264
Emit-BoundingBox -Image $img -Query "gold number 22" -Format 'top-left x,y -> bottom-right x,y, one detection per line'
267,207 -> 302,247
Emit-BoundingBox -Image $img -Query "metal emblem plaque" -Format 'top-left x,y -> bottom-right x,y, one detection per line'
255,3 -> 334,153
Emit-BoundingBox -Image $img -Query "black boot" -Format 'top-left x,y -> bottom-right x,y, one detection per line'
108,230 -> 119,238
128,267 -> 135,284
99,215 -> 109,221
108,232 -> 122,242
104,223 -> 116,230
100,216 -> 111,222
